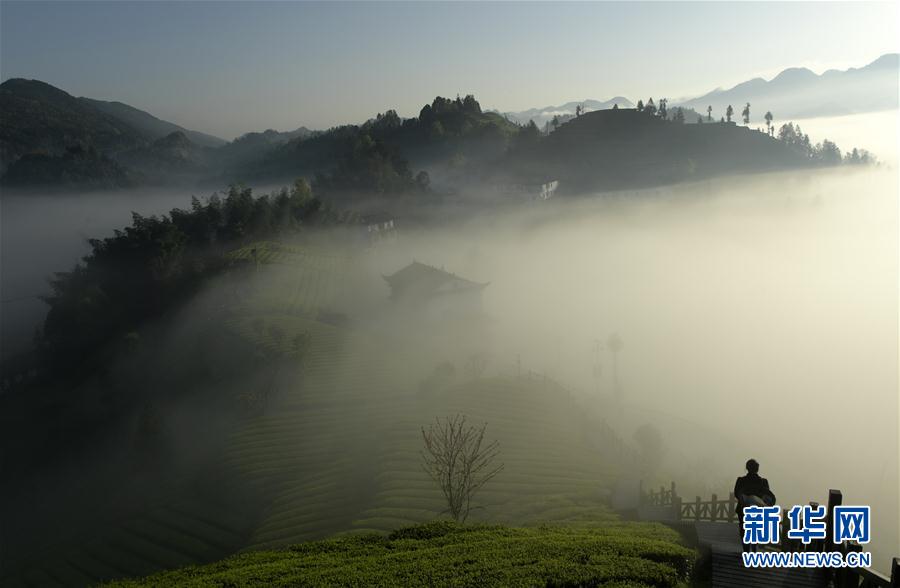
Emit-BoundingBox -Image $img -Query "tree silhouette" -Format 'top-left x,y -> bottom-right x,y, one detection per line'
551,115 -> 560,130
707,105 -> 713,121
645,98 -> 657,117
815,139 -> 842,165
764,111 -> 773,135
636,99 -> 644,112
575,104 -> 582,117
726,105 -> 734,123
421,414 -> 503,523
742,102 -> 750,125
672,107 -> 685,124
658,98 -> 668,119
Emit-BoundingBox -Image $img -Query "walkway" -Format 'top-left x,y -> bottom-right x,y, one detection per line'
694,522 -> 826,588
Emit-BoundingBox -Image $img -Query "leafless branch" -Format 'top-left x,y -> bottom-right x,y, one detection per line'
421,414 -> 504,523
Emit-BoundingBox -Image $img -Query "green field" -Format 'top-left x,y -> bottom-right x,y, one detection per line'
110,521 -> 695,588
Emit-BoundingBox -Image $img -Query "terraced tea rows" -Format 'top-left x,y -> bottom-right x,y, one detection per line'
2,474 -> 258,588
3,239 -> 637,586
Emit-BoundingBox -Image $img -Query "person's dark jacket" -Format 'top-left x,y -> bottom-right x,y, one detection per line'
734,473 -> 775,513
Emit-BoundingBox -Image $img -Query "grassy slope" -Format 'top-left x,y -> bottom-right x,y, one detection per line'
110,521 -> 695,588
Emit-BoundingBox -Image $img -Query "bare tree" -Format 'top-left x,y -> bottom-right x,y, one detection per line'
421,414 -> 503,523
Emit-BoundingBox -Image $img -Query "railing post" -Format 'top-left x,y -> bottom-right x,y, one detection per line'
673,494 -> 682,521
728,492 -> 736,523
695,496 -> 701,522
671,481 -> 676,502
660,485 -> 666,504
710,493 -> 718,522
822,490 -> 842,585
844,543 -> 862,583
826,489 -> 842,551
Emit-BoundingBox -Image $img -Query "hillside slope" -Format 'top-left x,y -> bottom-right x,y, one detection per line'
0,242 -> 640,587
80,98 -> 225,147
0,78 -> 148,172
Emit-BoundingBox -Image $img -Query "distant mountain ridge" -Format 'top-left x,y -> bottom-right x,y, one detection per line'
496,97 -> 634,127
677,54 -> 899,120
0,78 -> 315,184
80,98 -> 226,147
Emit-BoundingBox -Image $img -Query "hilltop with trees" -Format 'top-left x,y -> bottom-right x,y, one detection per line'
494,103 -> 861,193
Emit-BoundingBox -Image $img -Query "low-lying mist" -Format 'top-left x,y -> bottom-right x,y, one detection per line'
361,165 -> 898,566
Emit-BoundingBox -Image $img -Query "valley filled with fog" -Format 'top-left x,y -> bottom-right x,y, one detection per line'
1,109 -> 898,577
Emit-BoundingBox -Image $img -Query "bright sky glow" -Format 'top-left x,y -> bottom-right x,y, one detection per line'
2,1 -> 897,139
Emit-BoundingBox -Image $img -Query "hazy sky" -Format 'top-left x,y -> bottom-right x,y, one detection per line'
1,1 -> 897,139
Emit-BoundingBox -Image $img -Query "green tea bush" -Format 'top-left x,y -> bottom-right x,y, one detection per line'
110,521 -> 695,587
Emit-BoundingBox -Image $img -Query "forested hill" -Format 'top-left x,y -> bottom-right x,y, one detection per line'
498,108 -> 825,191
245,95 -> 521,182
0,79 -> 224,175
0,79 -> 148,173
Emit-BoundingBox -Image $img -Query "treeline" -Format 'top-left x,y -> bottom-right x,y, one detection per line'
776,122 -> 875,165
1,144 -> 139,188
311,132 -> 430,196
38,180 -> 327,377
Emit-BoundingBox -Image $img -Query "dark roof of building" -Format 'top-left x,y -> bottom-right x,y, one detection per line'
384,261 -> 487,298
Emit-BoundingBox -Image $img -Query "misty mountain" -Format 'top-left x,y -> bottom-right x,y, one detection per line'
216,127 -> 315,169
116,130 -> 214,179
0,78 -> 318,186
0,78 -> 327,186
497,97 -> 634,127
677,53 -> 899,121
80,97 -> 226,148
0,78 -> 148,174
